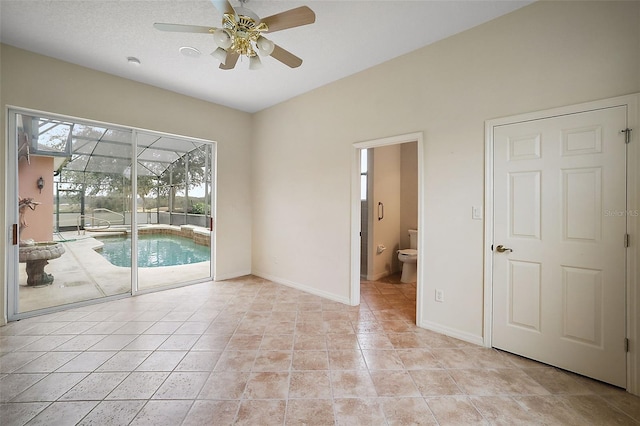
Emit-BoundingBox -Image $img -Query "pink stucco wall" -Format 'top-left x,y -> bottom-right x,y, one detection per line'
18,155 -> 54,242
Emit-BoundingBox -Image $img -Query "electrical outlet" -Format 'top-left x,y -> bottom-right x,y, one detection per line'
435,289 -> 444,302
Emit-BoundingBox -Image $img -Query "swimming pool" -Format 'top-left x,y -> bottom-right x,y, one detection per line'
96,234 -> 210,267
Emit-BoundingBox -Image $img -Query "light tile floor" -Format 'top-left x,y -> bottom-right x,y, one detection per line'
1,274 -> 639,425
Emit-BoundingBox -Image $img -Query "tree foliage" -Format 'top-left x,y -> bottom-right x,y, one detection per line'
58,146 -> 210,212
41,118 -> 211,213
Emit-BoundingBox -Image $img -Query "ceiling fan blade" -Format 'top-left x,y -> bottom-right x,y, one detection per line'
261,6 -> 316,33
154,23 -> 214,34
270,44 -> 303,68
210,0 -> 235,17
219,52 -> 239,70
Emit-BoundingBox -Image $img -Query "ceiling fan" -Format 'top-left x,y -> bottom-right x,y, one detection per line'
154,0 -> 315,70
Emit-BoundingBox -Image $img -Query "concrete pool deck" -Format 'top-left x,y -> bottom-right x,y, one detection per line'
18,227 -> 211,313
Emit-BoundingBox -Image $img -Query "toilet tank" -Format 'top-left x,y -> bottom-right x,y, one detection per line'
408,229 -> 418,249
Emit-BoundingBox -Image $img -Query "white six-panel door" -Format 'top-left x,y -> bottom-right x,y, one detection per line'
492,106 -> 627,387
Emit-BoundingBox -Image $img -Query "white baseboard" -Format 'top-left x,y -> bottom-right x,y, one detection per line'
253,271 -> 351,305
418,319 -> 484,346
214,270 -> 252,281
367,271 -> 390,281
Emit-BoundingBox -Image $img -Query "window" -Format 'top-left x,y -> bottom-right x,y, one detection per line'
360,148 -> 368,200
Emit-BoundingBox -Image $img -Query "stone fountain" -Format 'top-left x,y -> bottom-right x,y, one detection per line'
18,197 -> 65,286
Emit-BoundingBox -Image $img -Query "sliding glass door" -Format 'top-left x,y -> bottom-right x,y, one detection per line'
136,133 -> 214,292
6,109 -> 215,320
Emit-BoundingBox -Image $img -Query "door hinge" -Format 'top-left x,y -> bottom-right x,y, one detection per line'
621,128 -> 632,144
625,233 -> 630,248
625,338 -> 630,353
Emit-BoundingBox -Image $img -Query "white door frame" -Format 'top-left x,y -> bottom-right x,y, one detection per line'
483,94 -> 639,395
350,132 -> 425,321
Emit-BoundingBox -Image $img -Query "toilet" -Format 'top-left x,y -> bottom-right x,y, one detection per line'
397,229 -> 418,283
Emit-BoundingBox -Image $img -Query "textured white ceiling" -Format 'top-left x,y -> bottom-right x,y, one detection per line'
0,0 -> 532,113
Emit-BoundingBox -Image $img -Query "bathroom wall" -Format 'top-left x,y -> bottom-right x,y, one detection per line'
400,142 -> 418,250
370,144 -> 401,280
366,142 -> 418,280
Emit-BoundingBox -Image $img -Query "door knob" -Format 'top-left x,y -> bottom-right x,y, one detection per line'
495,245 -> 512,253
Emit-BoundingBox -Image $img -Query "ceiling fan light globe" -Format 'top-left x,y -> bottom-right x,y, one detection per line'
213,28 -> 232,49
249,55 -> 263,70
211,47 -> 228,63
256,37 -> 275,56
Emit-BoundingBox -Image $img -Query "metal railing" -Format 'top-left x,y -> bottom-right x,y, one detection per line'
77,208 -> 126,235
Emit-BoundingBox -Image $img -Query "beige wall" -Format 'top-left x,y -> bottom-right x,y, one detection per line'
251,0 -> 640,339
0,44 -> 253,324
368,142 -> 418,279
400,142 -> 418,251
370,144 -> 401,280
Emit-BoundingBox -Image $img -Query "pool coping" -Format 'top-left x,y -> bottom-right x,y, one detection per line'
83,224 -> 211,247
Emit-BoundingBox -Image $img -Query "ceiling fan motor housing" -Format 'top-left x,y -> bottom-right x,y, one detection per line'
222,11 -> 268,57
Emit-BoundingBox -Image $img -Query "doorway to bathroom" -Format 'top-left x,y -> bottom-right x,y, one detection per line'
351,132 -> 425,325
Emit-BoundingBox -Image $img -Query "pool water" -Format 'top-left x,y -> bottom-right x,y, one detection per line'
97,234 -> 210,267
